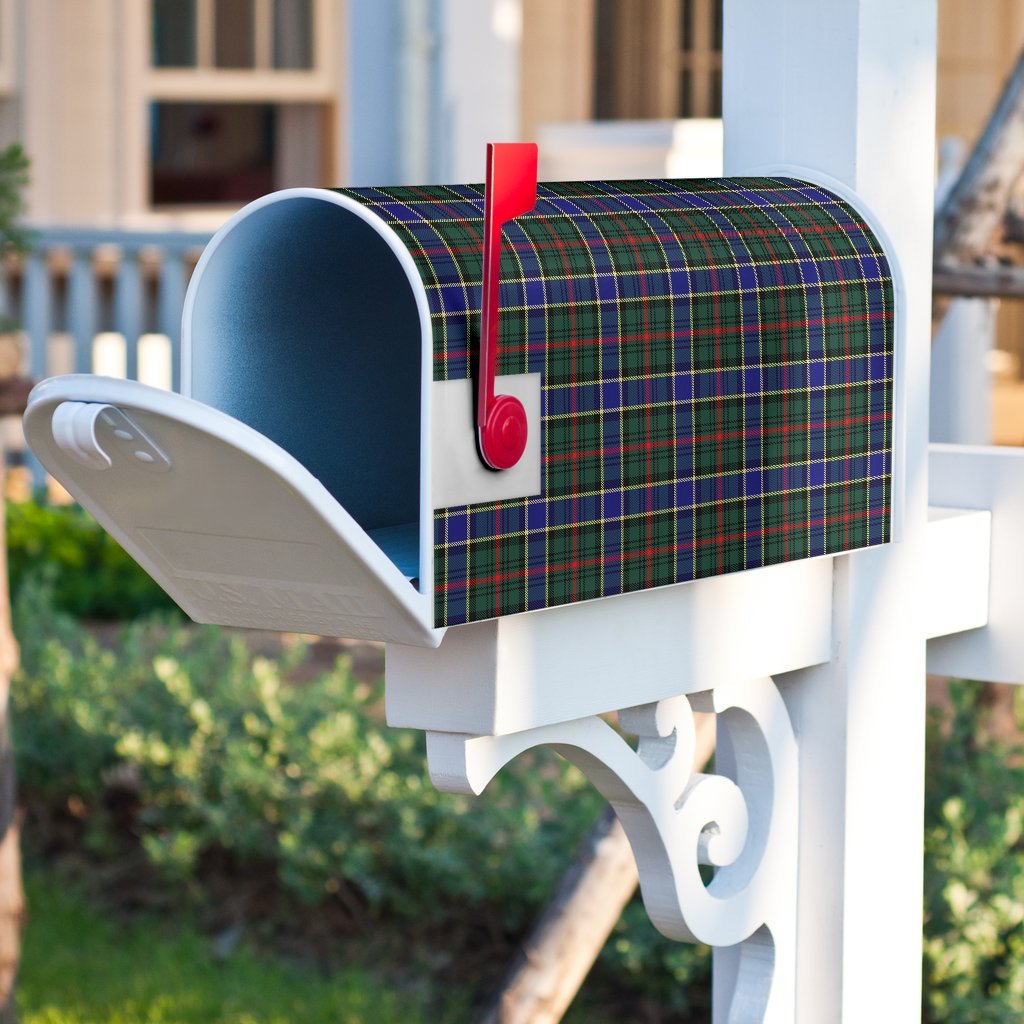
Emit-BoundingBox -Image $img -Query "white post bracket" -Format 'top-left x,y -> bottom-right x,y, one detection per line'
390,478 -> 998,1024
426,677 -> 798,1024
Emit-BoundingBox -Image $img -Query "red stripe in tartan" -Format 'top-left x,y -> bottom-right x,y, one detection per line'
434,504 -> 890,593
427,311 -> 894,361
409,221 -> 870,260
535,211 -> 586,603
544,412 -> 891,463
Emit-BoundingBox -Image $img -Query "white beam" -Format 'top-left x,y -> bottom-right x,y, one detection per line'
929,444 -> 1024,683
930,299 -> 995,445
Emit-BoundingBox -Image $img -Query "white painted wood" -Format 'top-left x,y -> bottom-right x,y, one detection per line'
536,119 -> 723,180
723,2 -> 935,1022
396,0 -> 438,186
930,299 -> 995,445
934,136 -> 967,211
386,557 -> 832,735
438,0 -> 522,183
430,374 -> 541,508
928,445 -> 1024,682
480,716 -> 716,1024
427,676 -> 798,1021
924,507 -> 991,640
23,375 -> 441,647
19,0 -> 340,230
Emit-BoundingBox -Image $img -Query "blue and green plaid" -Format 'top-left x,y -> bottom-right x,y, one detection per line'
337,177 -> 895,628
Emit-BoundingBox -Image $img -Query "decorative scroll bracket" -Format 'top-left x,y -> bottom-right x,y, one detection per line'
425,675 -> 798,1024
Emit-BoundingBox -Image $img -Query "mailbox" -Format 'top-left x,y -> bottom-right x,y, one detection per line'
24,161 -> 895,647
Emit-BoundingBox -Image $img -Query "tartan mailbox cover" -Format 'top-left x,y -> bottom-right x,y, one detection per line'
23,173 -> 895,645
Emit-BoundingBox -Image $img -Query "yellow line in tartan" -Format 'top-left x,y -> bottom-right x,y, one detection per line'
424,272 -> 891,304
433,238 -> 883,260
535,369 -> 892,392
570,244 -> 611,598
739,219 -> 756,568
538,389 -> 891,423
748,196 -> 772,564
557,199 -> 608,596
653,209 -> 683,571
442,500 -> 451,623
790,180 -> 893,549
759,193 -> 816,559
537,367 -> 892,383
436,475 -> 891,534
435,451 -> 893,516
408,227 -> 466,380
502,238 -> 532,614
361,197 -> 879,226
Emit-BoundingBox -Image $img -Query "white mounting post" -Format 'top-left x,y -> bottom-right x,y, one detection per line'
724,1 -> 936,1020
388,4 -> 943,1021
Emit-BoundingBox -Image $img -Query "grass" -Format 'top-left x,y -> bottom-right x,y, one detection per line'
17,873 -> 461,1024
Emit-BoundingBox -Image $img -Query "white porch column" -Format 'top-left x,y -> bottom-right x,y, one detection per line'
344,2 -> 406,185
931,298 -> 995,445
722,2 -> 936,1021
437,0 -> 522,182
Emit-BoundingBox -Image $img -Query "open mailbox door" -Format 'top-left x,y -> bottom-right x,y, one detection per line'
23,374 -> 442,647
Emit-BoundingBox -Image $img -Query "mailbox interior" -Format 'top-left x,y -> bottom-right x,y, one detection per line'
184,193 -> 427,583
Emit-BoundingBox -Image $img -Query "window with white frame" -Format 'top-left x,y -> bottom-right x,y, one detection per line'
152,0 -> 315,71
594,0 -> 722,120
146,0 -> 336,208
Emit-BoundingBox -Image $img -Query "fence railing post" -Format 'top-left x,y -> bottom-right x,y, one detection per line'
68,250 -> 97,376
1,227 -> 211,489
159,251 -> 188,394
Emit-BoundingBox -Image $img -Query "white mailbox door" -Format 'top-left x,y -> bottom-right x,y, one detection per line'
23,375 -> 442,647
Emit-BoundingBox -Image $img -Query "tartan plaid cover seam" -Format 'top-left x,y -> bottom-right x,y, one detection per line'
336,177 -> 895,628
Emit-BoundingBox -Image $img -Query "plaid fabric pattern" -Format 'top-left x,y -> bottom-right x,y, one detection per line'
337,178 -> 895,628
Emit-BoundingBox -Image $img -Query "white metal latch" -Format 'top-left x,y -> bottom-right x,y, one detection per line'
51,402 -> 172,474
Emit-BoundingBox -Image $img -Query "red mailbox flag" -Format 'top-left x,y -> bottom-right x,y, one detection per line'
478,142 -> 538,470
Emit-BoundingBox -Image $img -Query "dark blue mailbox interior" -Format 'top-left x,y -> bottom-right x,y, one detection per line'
185,195 -> 423,575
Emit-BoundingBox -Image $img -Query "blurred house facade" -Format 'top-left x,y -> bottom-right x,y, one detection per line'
4,0 -> 341,230
0,0 -> 1018,227
0,0 -> 1021,442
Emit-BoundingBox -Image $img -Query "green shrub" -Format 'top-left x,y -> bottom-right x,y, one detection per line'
12,575 -> 577,914
923,681 -> 1024,1022
7,498 -> 179,619
11,575 -> 711,1014
25,558 -> 1024,1020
